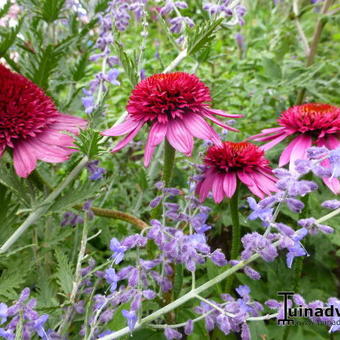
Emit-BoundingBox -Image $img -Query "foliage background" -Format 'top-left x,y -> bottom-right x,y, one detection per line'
0,0 -> 339,339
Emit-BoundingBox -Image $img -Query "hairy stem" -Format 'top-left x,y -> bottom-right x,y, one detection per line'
225,186 -> 240,292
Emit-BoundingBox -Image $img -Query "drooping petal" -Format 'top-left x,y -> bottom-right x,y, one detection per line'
196,168 -> 215,202
166,119 -> 193,156
201,111 -> 239,132
144,123 -> 167,167
183,113 -> 221,146
102,117 -> 142,137
251,127 -> 286,139
238,170 -> 264,198
52,114 -> 87,134
260,132 -> 291,152
223,172 -> 237,198
285,134 -> 312,172
26,138 -> 71,163
208,108 -> 243,118
212,173 -> 225,203
322,177 -> 340,195
112,122 -> 144,152
250,171 -> 277,195
13,142 -> 37,178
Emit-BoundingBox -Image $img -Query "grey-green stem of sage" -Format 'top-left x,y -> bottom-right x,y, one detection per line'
0,156 -> 89,253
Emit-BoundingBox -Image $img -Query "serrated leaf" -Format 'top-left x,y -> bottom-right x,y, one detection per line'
54,248 -> 74,296
40,0 -> 66,23
74,129 -> 104,159
0,19 -> 22,57
115,42 -> 138,87
187,18 -> 223,55
0,269 -> 27,300
50,180 -> 102,212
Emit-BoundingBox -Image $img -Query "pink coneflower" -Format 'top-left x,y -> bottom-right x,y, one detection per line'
196,141 -> 277,203
251,103 -> 340,194
0,64 -> 87,178
102,72 -> 242,166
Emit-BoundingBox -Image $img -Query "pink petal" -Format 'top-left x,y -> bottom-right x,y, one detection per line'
166,119 -> 193,156
102,117 -> 142,136
259,132 -> 291,152
201,112 -> 239,132
237,170 -> 253,186
26,138 -> 71,163
112,122 -> 144,152
250,172 -> 277,195
212,173 -> 225,203
183,113 -> 221,146
13,142 -> 37,178
196,168 -> 215,202
208,108 -> 243,118
322,177 -> 340,195
144,123 -> 167,167
321,135 -> 340,150
251,127 -> 286,139
223,172 -> 237,198
237,170 -> 264,198
283,135 -> 312,172
37,129 -> 74,147
52,114 -> 87,134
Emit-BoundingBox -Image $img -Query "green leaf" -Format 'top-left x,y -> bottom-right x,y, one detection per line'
50,180 -> 102,212
40,0 -> 66,23
187,18 -> 223,55
0,269 -> 27,300
115,42 -> 139,87
262,57 -> 282,79
73,129 -> 104,159
0,19 -> 22,57
54,248 -> 74,296
0,1 -> 11,18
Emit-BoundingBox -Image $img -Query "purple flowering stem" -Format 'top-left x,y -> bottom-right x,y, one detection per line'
225,185 -> 240,292
0,156 -> 89,254
98,242 -> 280,340
295,0 -> 334,104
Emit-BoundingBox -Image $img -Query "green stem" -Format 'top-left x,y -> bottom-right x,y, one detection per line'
73,205 -> 149,230
225,186 -> 240,292
163,140 -> 176,187
0,157 -> 89,253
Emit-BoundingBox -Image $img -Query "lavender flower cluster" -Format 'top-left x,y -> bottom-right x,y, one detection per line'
82,0 -> 148,115
244,146 -> 339,269
0,288 -> 56,340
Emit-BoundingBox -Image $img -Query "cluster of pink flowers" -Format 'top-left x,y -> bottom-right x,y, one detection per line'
0,63 -> 338,199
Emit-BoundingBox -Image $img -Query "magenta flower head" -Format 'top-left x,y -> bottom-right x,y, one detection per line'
0,64 -> 87,177
101,72 -> 242,166
251,103 -> 340,193
196,141 -> 277,203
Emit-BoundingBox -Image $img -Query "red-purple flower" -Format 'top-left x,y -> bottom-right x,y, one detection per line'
0,64 -> 87,177
102,72 -> 242,166
196,141 -> 277,203
251,103 -> 340,193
